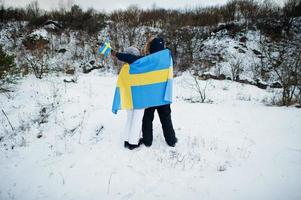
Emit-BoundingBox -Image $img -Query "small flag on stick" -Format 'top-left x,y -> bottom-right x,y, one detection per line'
98,37 -> 111,57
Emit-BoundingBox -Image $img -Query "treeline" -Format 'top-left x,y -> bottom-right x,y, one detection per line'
110,0 -> 301,35
1,0 -> 301,33
0,1 -> 106,33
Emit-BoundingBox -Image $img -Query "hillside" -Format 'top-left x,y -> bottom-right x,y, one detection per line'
1,17 -> 301,84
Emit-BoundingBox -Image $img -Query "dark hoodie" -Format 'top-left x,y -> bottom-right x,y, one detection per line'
149,37 -> 165,54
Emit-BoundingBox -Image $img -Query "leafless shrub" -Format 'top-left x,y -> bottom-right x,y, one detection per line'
294,53 -> 301,106
23,51 -> 49,79
230,58 -> 243,81
21,34 -> 50,79
237,0 -> 259,25
221,0 -> 237,23
295,88 -> 301,107
261,37 -> 301,106
191,74 -> 209,103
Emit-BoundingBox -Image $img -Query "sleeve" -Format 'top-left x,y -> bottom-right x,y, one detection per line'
116,53 -> 142,64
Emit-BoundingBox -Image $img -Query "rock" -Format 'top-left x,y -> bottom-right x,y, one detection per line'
218,74 -> 226,80
212,23 -> 236,34
270,81 -> 282,88
238,48 -> 246,53
41,107 -> 46,113
89,60 -> 95,65
199,73 -> 218,80
255,79 -> 268,89
236,78 -> 251,84
83,65 -> 104,74
63,78 -> 76,83
252,49 -> 262,55
43,20 -> 63,29
65,68 -> 75,75
58,48 -> 67,53
239,36 -> 247,43
199,73 -> 226,81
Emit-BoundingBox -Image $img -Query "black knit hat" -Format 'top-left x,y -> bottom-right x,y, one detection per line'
149,37 -> 165,54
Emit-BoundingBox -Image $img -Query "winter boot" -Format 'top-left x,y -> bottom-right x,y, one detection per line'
124,139 -> 144,150
166,137 -> 178,147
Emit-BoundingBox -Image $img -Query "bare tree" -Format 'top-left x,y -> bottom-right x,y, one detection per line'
23,51 -> 49,79
193,75 -> 208,103
124,5 -> 141,45
26,1 -> 41,19
237,0 -> 259,25
176,27 -> 195,71
294,51 -> 301,105
261,38 -> 301,106
229,58 -> 243,81
221,0 -> 237,23
22,33 -> 50,79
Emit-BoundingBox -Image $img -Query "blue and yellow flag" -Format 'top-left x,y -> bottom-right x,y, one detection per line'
112,49 -> 173,114
98,37 -> 111,57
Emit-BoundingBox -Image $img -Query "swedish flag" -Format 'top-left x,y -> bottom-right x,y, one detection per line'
112,49 -> 173,114
98,38 -> 111,57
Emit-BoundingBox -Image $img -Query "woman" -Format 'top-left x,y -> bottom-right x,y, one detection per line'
112,46 -> 144,150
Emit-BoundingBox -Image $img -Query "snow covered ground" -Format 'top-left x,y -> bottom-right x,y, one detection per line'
0,72 -> 301,200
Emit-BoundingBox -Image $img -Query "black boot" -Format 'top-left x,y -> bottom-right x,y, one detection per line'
124,139 -> 144,150
166,137 -> 178,147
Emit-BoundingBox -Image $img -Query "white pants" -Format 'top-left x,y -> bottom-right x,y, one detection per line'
123,109 -> 144,145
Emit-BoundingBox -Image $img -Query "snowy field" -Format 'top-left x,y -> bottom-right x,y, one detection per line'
0,72 -> 301,200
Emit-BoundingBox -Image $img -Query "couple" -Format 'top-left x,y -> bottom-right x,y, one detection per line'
111,36 -> 178,150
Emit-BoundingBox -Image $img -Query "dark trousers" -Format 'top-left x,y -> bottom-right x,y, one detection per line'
142,104 -> 176,146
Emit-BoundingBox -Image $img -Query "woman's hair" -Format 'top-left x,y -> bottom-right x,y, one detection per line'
143,36 -> 155,55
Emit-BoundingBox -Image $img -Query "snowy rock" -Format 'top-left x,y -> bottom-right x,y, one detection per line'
30,28 -> 48,40
270,81 -> 282,89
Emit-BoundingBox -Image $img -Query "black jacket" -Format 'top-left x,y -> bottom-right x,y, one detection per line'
116,53 -> 142,64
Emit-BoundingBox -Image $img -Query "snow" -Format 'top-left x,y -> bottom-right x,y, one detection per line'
30,28 -> 48,40
1,72 -> 301,200
174,73 -> 278,105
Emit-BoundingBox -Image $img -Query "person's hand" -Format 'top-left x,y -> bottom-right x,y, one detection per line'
111,49 -> 117,57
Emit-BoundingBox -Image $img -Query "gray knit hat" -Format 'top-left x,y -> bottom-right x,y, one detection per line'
125,46 -> 140,56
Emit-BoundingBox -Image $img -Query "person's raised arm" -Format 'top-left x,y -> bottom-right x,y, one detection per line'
111,50 -> 142,64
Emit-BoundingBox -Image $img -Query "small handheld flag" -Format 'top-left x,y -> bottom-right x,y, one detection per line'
98,37 -> 111,57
